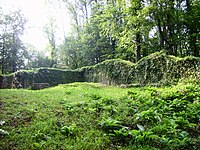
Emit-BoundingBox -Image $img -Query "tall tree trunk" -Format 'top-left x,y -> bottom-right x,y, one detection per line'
51,47 -> 55,67
12,33 -> 17,73
135,0 -> 142,61
84,1 -> 88,20
136,32 -> 141,61
157,17 -> 164,50
188,26 -> 199,57
111,38 -> 116,58
1,38 -> 5,74
186,0 -> 199,57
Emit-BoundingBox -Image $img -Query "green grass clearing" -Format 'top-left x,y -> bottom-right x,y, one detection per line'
0,82 -> 200,149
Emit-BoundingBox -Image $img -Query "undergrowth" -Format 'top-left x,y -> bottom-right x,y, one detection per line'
0,82 -> 199,149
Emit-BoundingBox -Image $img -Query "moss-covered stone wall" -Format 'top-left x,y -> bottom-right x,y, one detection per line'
0,51 -> 199,89
33,68 -> 84,86
134,52 -> 177,85
81,59 -> 135,85
0,74 -> 14,88
82,51 -> 200,86
0,68 -> 84,89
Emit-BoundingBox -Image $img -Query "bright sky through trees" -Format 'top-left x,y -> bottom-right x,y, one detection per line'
1,0 -> 70,51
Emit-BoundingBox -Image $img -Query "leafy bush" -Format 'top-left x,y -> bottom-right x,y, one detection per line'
60,124 -> 78,137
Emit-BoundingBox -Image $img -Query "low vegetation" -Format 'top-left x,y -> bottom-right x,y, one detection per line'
0,81 -> 199,149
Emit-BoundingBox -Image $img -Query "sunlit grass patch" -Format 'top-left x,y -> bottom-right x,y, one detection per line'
0,82 -> 199,149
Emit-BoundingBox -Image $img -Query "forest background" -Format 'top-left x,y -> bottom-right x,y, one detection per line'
0,0 -> 199,74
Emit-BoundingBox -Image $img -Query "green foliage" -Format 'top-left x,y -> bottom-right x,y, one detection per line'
60,124 -> 78,136
59,0 -> 200,69
83,51 -> 200,86
25,45 -> 52,69
0,9 -> 27,74
1,51 -> 200,88
0,82 -> 199,149
33,68 -> 84,86
43,18 -> 57,67
82,59 -> 135,85
0,68 -> 84,88
1,0 -> 200,74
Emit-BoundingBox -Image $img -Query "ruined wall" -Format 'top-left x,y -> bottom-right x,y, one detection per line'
81,59 -> 135,85
0,74 -> 14,88
83,51 -> 200,86
0,68 -> 84,89
33,68 -> 84,86
0,51 -> 200,89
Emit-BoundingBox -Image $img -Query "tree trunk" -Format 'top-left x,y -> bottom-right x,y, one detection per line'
157,17 -> 164,50
186,0 -> 199,57
1,37 -> 5,74
12,33 -> 17,73
136,32 -> 141,61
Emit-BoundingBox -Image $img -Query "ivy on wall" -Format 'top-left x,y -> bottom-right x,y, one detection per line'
0,51 -> 200,89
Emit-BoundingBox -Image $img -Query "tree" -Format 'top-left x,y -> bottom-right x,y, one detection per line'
98,0 -> 150,62
59,36 -> 81,69
128,0 -> 144,61
0,9 -> 27,74
59,0 -> 105,68
44,17 -> 57,67
59,0 -> 199,69
185,0 -> 200,57
79,15 -> 114,66
25,44 -> 51,69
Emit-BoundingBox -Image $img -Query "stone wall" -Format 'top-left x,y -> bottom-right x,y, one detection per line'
0,68 -> 84,89
0,51 -> 200,89
82,51 -> 200,86
33,68 -> 84,86
0,74 -> 14,88
81,59 -> 135,85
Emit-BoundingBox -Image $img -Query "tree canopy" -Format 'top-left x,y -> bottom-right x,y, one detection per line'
58,0 -> 199,69
0,8 -> 27,74
0,0 -> 199,74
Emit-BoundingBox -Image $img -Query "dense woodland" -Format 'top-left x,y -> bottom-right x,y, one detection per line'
0,0 -> 200,74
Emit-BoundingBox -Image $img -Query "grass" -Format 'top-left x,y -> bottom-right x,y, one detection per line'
0,82 -> 200,150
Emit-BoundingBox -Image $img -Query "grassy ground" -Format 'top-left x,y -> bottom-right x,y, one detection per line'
0,82 -> 200,150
